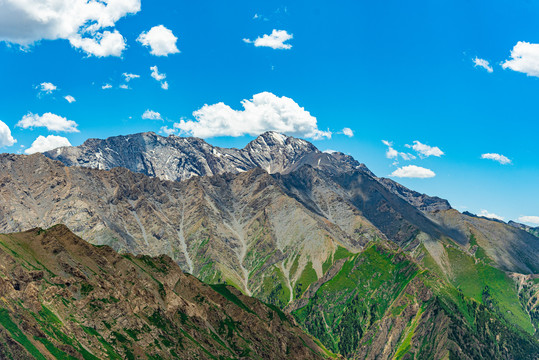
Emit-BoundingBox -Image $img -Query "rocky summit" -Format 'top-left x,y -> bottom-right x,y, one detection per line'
0,131 -> 538,359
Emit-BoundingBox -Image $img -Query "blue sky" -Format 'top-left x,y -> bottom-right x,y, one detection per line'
0,0 -> 538,225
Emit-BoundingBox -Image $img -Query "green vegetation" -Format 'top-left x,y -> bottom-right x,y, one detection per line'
445,245 -> 534,334
210,284 -> 254,314
293,244 -> 419,356
294,261 -> 318,299
0,308 -> 47,360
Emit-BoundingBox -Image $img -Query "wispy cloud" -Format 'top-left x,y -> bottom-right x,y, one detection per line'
406,140 -> 444,158
473,57 -> 493,73
481,153 -> 511,165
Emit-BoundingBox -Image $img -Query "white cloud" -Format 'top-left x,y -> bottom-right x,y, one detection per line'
382,140 -> 399,159
119,84 -> 129,89
481,153 -> 511,165
342,127 -> 354,137
390,165 -> 435,178
502,41 -> 539,77
517,216 -> 539,226
382,140 -> 416,162
407,140 -> 444,157
102,84 -> 112,89
473,57 -> 493,73
25,135 -> 71,154
68,30 -> 125,57
137,25 -> 179,56
17,112 -> 79,133
244,29 -> 293,49
175,92 -> 331,139
150,66 -> 166,81
123,73 -> 140,82
64,95 -> 76,103
37,82 -> 57,94
479,209 -> 504,221
150,66 -> 168,89
0,0 -> 140,57
142,109 -> 162,120
0,120 -> 16,148
160,126 -> 176,136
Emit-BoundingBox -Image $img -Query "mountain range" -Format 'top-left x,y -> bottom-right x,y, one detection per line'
0,131 -> 537,359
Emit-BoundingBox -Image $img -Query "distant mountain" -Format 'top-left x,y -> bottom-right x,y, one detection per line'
1,132 -> 538,357
0,225 -> 328,359
509,220 -> 539,238
44,131 -> 448,213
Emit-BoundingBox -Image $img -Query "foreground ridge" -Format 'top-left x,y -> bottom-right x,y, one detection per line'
0,225 -> 329,359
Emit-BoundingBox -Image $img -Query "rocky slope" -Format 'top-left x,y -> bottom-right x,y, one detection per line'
0,225 -> 329,359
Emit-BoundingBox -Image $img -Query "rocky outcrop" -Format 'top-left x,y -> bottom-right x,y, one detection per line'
376,177 -> 452,212
0,225 -> 328,359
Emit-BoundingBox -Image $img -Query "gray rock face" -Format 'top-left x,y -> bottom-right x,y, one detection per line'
376,177 -> 452,212
44,131 -> 450,215
508,220 -> 539,238
44,131 -> 319,181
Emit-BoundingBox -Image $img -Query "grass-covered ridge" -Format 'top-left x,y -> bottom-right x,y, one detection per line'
291,242 -> 539,359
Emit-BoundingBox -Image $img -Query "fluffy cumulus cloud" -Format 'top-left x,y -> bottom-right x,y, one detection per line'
37,82 -> 57,94
473,57 -> 493,73
102,84 -> 112,89
518,216 -> 539,226
17,112 -> 79,132
479,209 -> 504,221
25,135 -> 71,154
243,29 -> 293,49
150,66 -> 168,89
342,127 -> 354,137
481,153 -> 511,165
502,41 -> 539,77
137,25 -> 179,56
142,109 -> 162,120
407,140 -> 444,158
390,165 -> 435,178
0,120 -> 16,148
64,95 -> 76,103
0,0 -> 140,57
175,92 -> 331,139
